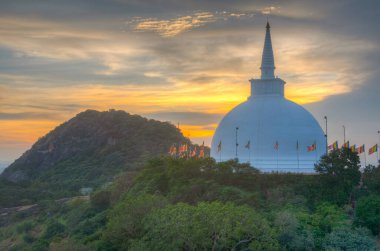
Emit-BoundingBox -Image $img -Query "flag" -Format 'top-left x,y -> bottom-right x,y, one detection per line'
296,140 -> 299,150
328,141 -> 338,150
245,140 -> 250,149
179,144 -> 188,153
179,144 -> 188,158
369,144 -> 378,155
199,141 -> 205,158
308,142 -> 316,152
350,144 -> 356,153
168,145 -> 177,156
199,148 -> 204,158
342,141 -> 350,149
217,141 -> 222,153
274,141 -> 279,150
190,148 -> 197,158
356,144 -> 365,154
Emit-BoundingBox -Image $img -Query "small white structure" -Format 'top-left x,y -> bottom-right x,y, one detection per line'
211,22 -> 326,173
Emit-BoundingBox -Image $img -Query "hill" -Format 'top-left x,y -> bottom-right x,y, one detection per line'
0,109 -> 205,206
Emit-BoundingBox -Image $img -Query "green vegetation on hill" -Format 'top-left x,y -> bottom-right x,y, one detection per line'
1,149 -> 379,250
0,110 -> 204,207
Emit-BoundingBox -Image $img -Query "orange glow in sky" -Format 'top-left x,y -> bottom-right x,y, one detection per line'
0,5 -> 378,162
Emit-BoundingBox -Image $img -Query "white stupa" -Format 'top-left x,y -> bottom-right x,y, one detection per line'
211,22 -> 326,173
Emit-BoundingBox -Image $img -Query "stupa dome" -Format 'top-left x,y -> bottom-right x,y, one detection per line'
211,22 -> 326,172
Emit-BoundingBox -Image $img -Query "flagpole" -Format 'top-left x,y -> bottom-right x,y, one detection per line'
297,140 -> 299,169
277,150 -> 279,171
343,125 -> 346,144
378,131 -> 380,165
235,127 -> 239,160
277,142 -> 279,171
248,141 -> 251,163
324,116 -> 328,155
177,145 -> 179,159
315,141 -> 317,163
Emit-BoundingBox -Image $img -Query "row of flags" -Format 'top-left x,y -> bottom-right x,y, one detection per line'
168,142 -> 206,158
215,140 -> 318,153
215,139 -> 379,156
328,140 -> 378,155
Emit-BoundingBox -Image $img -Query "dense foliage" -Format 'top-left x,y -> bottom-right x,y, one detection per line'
1,149 -> 379,250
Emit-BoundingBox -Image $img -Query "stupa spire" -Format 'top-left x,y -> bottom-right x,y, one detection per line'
260,21 -> 275,79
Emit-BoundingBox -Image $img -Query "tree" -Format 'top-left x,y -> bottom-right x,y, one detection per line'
133,201 -> 279,251
323,227 -> 377,251
274,211 -> 314,250
102,194 -> 168,250
362,165 -> 380,194
314,148 -> 361,205
299,203 -> 349,249
355,195 -> 380,235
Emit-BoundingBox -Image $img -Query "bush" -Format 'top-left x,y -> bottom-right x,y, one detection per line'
90,190 -> 111,210
355,195 -> 380,235
22,233 -> 35,244
16,221 -> 34,234
49,238 -> 92,251
29,239 -> 49,251
323,227 -> 377,251
43,220 -> 66,240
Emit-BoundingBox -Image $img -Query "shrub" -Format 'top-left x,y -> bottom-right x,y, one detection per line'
323,227 -> 377,251
90,190 -> 111,210
43,220 -> 66,240
355,195 -> 380,235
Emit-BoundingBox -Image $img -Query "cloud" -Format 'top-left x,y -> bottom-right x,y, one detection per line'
260,6 -> 278,15
132,12 -> 216,37
145,111 -> 223,125
0,112 -> 63,120
0,0 -> 379,163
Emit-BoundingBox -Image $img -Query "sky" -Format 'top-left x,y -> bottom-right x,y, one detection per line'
0,0 -> 379,165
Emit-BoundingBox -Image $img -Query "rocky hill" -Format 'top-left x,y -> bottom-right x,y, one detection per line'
0,110 -> 205,205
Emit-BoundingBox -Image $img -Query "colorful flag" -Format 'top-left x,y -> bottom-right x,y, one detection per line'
199,149 -> 204,158
245,140 -> 250,149
178,144 -> 188,158
274,141 -> 279,150
199,141 -> 205,158
342,141 -> 350,149
369,144 -> 378,155
168,145 -> 177,156
328,141 -> 338,150
350,144 -> 356,153
356,145 -> 365,154
217,141 -> 222,153
181,144 -> 188,153
308,142 -> 316,152
190,148 -> 197,157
